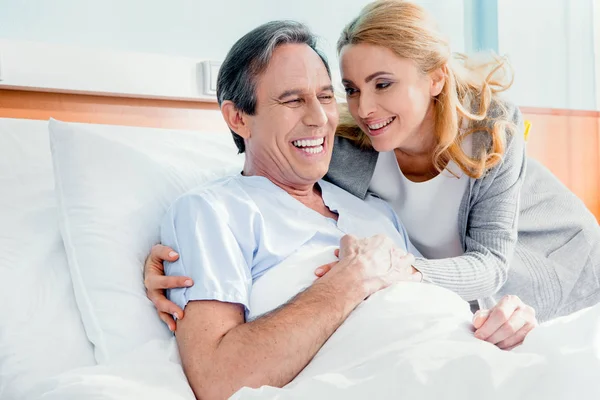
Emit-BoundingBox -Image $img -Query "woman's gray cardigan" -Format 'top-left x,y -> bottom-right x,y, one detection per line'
325,103 -> 600,322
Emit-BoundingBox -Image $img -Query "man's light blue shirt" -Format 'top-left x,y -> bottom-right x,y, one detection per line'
161,174 -> 420,316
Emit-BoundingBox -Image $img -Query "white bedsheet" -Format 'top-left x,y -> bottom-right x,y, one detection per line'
234,246 -> 600,400
0,118 -> 95,399
17,273 -> 600,400
17,340 -> 194,400
24,245 -> 599,400
234,285 -> 600,399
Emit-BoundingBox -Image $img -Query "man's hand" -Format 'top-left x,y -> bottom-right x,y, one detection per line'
315,236 -> 421,286
143,244 -> 193,332
316,234 -> 420,300
472,295 -> 538,350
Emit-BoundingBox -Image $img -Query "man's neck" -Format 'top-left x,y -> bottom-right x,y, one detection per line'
242,165 -> 337,220
242,164 -> 315,198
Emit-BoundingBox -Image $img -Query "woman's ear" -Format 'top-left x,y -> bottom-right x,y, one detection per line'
429,66 -> 446,97
221,101 -> 251,139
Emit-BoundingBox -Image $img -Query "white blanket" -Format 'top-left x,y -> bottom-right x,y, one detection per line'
22,246 -> 600,400
235,246 -> 600,400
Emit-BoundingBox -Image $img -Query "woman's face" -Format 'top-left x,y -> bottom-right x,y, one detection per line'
339,43 -> 442,153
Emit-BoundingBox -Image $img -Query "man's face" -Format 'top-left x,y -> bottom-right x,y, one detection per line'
243,43 -> 339,188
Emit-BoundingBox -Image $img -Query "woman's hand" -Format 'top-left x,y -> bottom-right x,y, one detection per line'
143,244 -> 193,332
315,247 -> 422,282
473,295 -> 538,350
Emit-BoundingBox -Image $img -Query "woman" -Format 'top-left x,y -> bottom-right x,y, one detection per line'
144,0 -> 599,348
323,0 -> 599,324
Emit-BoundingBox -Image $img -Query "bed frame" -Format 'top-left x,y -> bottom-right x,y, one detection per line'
1,88 -> 598,221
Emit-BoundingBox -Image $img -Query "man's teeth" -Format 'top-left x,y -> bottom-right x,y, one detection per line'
298,145 -> 324,154
292,138 -> 325,148
368,117 -> 394,130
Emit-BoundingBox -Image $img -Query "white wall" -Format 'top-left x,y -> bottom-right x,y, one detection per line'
5,0 -> 598,110
0,0 -> 465,73
498,0 -> 597,110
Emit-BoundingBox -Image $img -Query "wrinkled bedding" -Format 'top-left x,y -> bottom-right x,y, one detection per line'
14,242 -> 600,400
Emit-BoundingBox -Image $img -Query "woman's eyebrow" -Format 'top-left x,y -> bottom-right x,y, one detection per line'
342,71 -> 394,86
364,71 -> 393,82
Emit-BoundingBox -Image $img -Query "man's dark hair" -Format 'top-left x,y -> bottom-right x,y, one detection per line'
216,20 -> 330,153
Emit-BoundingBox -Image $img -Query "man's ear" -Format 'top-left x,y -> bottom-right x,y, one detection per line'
429,66 -> 446,97
221,101 -> 251,139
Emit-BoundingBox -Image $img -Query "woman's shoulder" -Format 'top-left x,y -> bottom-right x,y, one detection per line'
469,96 -> 525,159
468,96 -> 523,131
326,136 -> 379,199
488,97 -> 523,127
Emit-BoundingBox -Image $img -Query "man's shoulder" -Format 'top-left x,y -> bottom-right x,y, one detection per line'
169,174 -> 250,214
186,174 -> 243,196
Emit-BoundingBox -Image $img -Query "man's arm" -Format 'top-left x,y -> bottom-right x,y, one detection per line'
176,234 -> 415,400
177,272 -> 361,400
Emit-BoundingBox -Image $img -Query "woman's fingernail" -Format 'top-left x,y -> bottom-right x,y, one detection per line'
315,268 -> 323,275
184,279 -> 193,286
169,251 -> 178,258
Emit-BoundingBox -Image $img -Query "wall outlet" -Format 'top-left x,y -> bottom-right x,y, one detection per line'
201,60 -> 221,96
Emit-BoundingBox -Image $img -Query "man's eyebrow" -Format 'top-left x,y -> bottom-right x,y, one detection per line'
342,71 -> 394,86
277,85 -> 335,100
277,89 -> 303,100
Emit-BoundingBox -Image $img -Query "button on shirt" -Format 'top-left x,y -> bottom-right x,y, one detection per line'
161,174 -> 419,319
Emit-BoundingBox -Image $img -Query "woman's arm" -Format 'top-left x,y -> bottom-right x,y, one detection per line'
414,104 -> 526,301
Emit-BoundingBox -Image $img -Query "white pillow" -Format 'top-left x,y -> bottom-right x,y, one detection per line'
0,118 -> 96,399
48,118 -> 244,363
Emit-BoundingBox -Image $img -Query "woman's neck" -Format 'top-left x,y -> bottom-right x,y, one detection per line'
394,149 -> 440,182
394,106 -> 442,182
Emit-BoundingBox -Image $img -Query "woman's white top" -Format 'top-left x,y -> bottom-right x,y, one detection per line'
369,136 -> 472,259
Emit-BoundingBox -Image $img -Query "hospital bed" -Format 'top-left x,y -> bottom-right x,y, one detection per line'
0,88 -> 599,400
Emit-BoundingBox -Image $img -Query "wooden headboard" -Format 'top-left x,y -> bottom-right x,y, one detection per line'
1,89 -> 598,221
522,107 -> 600,221
0,89 -> 225,131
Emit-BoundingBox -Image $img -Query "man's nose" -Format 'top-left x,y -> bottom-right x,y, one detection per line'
303,99 -> 328,127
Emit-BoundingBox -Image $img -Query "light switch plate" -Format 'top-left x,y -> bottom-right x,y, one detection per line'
201,60 -> 221,96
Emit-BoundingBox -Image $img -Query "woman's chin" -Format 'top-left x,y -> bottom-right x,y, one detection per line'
369,137 -> 397,153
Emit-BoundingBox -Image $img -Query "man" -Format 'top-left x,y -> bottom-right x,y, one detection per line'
147,21 -> 537,399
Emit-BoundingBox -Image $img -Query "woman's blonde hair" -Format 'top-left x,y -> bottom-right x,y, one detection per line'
336,0 -> 515,178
